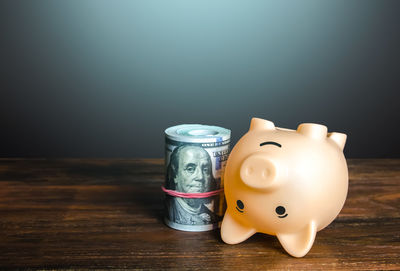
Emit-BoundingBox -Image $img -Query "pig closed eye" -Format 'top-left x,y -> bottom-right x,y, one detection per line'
236,200 -> 244,213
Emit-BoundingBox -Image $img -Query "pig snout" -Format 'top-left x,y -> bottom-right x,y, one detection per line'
240,154 -> 277,189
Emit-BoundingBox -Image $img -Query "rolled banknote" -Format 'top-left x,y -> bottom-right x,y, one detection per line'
163,124 -> 231,232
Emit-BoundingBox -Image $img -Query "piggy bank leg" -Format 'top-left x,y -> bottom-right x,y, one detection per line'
221,211 -> 256,244
276,220 -> 317,258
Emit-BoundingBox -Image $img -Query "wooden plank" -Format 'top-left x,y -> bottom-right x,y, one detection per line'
0,159 -> 398,270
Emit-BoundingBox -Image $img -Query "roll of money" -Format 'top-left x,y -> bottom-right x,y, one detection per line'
163,124 -> 231,232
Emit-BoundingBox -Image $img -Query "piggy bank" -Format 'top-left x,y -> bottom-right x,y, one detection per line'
221,118 -> 348,257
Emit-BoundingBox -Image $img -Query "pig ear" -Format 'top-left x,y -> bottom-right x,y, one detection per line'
249,118 -> 275,131
221,211 -> 256,244
328,132 -> 347,150
276,220 -> 317,258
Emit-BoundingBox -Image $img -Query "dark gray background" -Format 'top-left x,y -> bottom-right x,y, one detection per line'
1,0 -> 399,158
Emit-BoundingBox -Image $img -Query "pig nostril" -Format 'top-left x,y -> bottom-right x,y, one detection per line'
261,169 -> 270,178
246,167 -> 254,175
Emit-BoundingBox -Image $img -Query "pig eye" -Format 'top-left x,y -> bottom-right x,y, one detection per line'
236,200 -> 244,213
275,206 -> 288,218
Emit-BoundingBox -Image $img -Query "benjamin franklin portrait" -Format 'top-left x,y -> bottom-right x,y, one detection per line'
165,145 -> 219,226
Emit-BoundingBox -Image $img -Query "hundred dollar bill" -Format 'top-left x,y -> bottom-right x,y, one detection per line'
164,124 -> 231,232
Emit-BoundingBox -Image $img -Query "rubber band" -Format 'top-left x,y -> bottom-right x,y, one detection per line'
161,186 -> 224,199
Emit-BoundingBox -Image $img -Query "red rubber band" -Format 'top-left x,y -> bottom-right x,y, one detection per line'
161,186 -> 224,199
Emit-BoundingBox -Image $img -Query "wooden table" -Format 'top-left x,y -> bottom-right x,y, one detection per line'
0,159 -> 398,270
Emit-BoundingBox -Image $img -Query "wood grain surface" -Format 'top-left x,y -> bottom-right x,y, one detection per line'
0,159 -> 398,270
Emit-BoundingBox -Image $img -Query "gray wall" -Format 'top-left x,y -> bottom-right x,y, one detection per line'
1,0 -> 399,158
